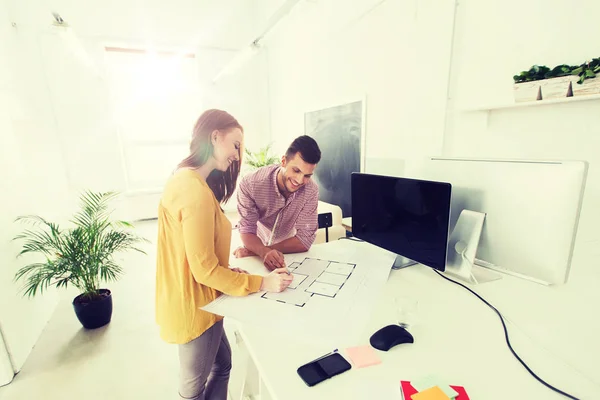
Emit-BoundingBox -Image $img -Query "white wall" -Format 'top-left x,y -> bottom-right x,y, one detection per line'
14,23 -> 270,221
264,0 -> 599,245
204,51 -> 271,148
204,49 -> 272,212
445,0 -> 600,249
36,34 -> 271,220
263,0 -> 456,181
0,7 -> 68,373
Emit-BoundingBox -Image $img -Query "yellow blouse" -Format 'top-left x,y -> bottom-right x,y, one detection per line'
155,169 -> 263,344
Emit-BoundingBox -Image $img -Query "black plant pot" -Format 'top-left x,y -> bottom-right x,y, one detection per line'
72,289 -> 113,329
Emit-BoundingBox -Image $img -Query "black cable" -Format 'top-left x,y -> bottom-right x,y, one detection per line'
434,270 -> 580,400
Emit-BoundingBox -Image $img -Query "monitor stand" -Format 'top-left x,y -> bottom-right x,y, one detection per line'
444,209 -> 502,285
389,209 -> 502,284
392,255 -> 418,270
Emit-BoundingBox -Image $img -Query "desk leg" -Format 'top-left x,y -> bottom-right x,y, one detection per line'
229,325 -> 274,400
223,320 -> 255,400
242,355 -> 273,400
242,344 -> 261,400
259,377 -> 273,400
226,323 -> 261,400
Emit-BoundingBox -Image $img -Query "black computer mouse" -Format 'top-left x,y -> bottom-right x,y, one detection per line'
369,324 -> 414,351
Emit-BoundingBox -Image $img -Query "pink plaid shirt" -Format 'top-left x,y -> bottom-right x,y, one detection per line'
237,164 -> 319,249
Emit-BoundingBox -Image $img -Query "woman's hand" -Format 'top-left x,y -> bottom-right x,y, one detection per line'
230,267 -> 249,274
260,268 -> 293,292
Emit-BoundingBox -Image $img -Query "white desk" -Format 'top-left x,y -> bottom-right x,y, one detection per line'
228,240 -> 600,400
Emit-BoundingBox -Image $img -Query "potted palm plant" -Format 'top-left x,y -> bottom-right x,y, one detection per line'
244,144 -> 279,170
12,191 -> 148,329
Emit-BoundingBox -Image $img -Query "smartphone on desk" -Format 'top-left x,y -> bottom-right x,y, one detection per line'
297,352 -> 352,387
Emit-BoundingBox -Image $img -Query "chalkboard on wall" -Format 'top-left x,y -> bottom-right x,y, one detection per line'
304,99 -> 365,217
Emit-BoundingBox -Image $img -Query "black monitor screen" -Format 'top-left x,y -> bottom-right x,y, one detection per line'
351,173 -> 452,271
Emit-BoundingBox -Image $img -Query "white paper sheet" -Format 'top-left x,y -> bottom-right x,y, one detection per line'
262,288 -> 313,306
288,273 -> 308,289
294,258 -> 330,276
316,271 -> 348,286
284,254 -> 303,266
305,281 -> 339,297
287,262 -> 301,272
326,262 -> 354,276
203,241 -> 396,346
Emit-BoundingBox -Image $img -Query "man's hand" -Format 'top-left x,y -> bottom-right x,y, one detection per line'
263,249 -> 286,271
233,246 -> 257,258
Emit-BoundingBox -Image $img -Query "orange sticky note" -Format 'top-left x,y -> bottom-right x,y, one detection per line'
411,386 -> 451,400
345,345 -> 381,368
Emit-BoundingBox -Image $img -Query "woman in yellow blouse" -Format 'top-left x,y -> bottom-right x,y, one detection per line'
156,109 -> 292,400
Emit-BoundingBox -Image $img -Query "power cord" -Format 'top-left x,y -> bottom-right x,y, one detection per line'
434,270 -> 580,400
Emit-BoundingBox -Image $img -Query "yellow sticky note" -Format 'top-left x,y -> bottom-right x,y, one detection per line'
411,386 -> 451,400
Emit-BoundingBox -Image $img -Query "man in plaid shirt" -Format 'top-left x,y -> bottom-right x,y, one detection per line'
234,136 -> 321,270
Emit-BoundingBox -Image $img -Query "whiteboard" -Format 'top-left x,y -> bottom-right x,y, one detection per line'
404,158 -> 588,284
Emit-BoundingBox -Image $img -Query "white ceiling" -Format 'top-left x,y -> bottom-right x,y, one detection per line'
10,0 -> 288,50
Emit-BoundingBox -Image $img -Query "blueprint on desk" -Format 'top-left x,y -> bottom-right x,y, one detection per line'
202,244 -> 395,346
261,257 -> 356,307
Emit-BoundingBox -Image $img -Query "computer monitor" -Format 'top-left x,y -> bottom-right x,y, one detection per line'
351,173 -> 452,271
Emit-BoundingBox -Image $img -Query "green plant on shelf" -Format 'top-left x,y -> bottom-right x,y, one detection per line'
545,64 -> 577,79
513,57 -> 600,85
571,58 -> 600,85
513,65 -> 551,83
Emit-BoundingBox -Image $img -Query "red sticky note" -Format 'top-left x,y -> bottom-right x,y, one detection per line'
400,381 -> 471,400
400,381 -> 418,399
449,385 -> 471,400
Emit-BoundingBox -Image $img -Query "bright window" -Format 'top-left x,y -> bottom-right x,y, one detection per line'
104,48 -> 201,193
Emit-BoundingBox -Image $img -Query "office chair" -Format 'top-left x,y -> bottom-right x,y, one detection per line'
318,212 -> 333,243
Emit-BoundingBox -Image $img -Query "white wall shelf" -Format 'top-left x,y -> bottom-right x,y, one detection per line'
460,93 -> 600,111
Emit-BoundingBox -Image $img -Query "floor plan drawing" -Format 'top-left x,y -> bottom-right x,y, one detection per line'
261,257 -> 356,307
202,240 -> 397,347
